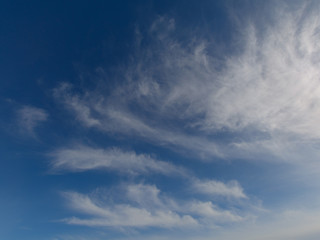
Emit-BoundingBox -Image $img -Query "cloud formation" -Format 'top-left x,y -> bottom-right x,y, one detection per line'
53,2 -> 320,162
17,105 -> 48,136
53,82 -> 222,159
49,144 -> 247,200
52,1 -> 320,237
192,179 -> 247,199
50,145 -> 186,176
62,191 -> 197,228
62,183 -> 244,229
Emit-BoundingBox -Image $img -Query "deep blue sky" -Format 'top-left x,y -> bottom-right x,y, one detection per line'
2,1 -> 320,240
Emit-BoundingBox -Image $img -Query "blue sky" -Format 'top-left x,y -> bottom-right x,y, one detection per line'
2,0 -> 320,239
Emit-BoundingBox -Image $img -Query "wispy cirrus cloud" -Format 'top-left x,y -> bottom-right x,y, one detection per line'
50,145 -> 187,176
62,187 -> 197,229
62,183 -> 245,229
49,144 -> 247,201
96,207 -> 320,240
195,208 -> 320,240
53,83 -> 222,159
17,105 -> 48,137
50,1 -> 320,239
191,179 -> 247,199
53,2 -> 320,163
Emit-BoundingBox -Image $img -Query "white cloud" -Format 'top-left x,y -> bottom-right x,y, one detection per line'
49,145 -> 248,202
62,187 -> 197,229
53,83 -> 222,159
203,12 -> 320,137
187,201 -> 243,223
53,4 -> 320,162
87,207 -> 320,240
52,1 -> 320,239
53,83 -> 101,128
205,208 -> 320,240
126,183 -> 165,208
17,105 -> 48,136
62,183 -> 245,229
191,179 -> 247,199
50,145 -> 186,176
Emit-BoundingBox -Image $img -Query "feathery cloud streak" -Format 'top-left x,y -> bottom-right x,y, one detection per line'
62,183 -> 245,229
52,145 -> 249,228
50,145 -> 187,176
17,105 -> 48,136
53,4 -> 320,162
192,179 -> 247,199
49,144 -> 247,200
